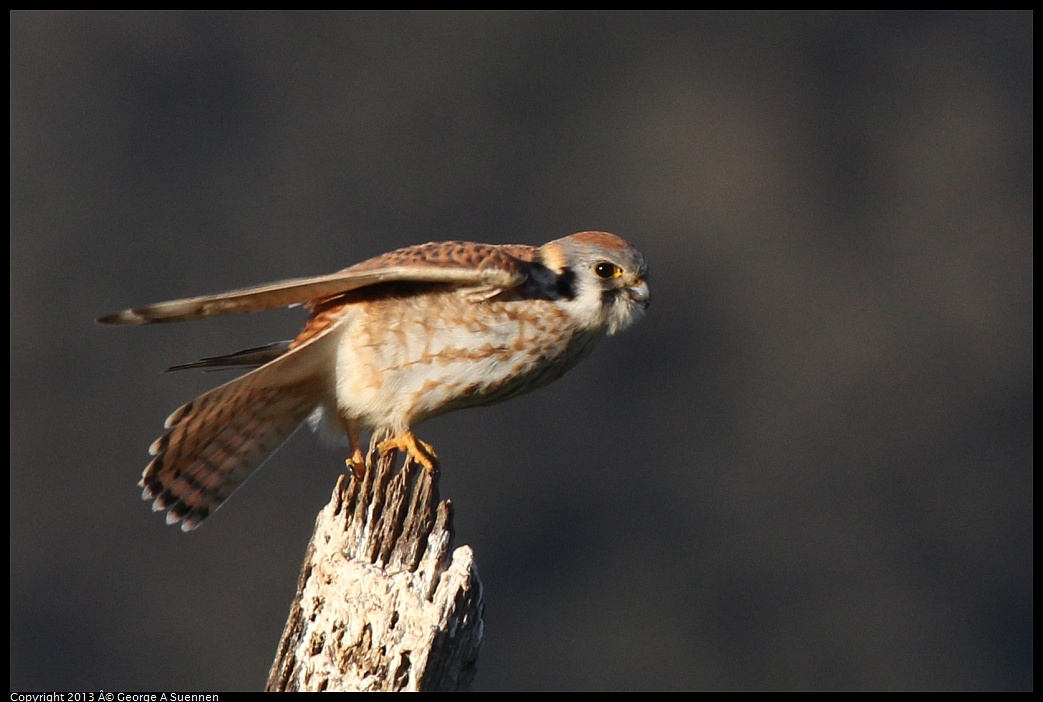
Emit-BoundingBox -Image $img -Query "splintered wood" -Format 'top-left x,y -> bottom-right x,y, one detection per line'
266,445 -> 484,692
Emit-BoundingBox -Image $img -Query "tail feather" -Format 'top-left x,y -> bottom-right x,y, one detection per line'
140,372 -> 319,531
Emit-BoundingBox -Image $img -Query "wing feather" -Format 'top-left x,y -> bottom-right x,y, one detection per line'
96,241 -> 534,326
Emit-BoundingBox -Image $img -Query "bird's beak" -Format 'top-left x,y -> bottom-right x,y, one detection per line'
628,279 -> 650,309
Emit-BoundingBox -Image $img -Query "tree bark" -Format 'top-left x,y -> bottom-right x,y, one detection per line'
265,443 -> 484,691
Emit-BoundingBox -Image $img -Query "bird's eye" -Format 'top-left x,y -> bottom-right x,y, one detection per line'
594,262 -> 621,279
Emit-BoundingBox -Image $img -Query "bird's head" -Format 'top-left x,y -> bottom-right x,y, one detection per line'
540,231 -> 650,335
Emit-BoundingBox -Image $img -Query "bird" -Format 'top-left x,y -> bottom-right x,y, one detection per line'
98,231 -> 650,531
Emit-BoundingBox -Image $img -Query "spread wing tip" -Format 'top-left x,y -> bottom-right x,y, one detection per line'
96,300 -> 207,325
96,309 -> 152,326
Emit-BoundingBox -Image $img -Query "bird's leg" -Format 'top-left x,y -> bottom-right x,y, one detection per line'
378,431 -> 439,473
342,416 -> 366,479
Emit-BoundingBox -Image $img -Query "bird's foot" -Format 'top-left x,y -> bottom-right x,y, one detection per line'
378,432 -> 439,473
345,445 -> 367,479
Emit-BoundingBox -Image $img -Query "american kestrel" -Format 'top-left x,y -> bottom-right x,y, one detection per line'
98,231 -> 649,531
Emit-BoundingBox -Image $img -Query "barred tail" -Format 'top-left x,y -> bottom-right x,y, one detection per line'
140,369 -> 320,531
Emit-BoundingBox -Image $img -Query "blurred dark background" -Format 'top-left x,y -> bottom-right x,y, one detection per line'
10,11 -> 1032,691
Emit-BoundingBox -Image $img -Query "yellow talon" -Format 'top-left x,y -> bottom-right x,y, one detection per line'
378,432 -> 439,473
340,417 -> 367,479
345,446 -> 367,479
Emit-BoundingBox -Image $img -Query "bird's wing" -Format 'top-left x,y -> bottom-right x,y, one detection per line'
165,341 -> 294,372
96,241 -> 536,326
